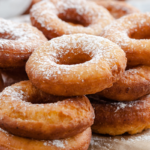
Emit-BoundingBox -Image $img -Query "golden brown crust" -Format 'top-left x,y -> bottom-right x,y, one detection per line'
90,95 -> 150,135
90,0 -> 140,19
97,65 -> 150,101
0,127 -> 91,150
0,18 -> 47,68
26,34 -> 126,96
101,13 -> 150,67
0,81 -> 94,140
30,0 -> 114,39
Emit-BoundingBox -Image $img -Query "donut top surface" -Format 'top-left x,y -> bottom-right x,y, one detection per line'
30,0 -> 114,38
27,34 -> 125,79
89,94 -> 150,114
0,81 -> 94,140
101,12 -> 150,66
0,18 -> 47,53
102,13 -> 150,46
0,80 -> 94,123
26,34 -> 126,96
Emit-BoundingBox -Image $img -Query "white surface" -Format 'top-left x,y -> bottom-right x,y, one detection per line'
0,0 -> 31,18
128,0 -> 150,12
10,15 -> 31,24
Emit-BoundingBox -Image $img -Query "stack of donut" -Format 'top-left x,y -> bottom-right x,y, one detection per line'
89,12 -> 150,136
0,18 -> 95,150
0,0 -> 127,149
1,0 -> 149,149
0,0 -> 128,149
0,17 -> 47,91
0,19 -> 97,149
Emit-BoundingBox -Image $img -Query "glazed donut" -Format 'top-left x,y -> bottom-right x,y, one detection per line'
101,13 -> 150,67
90,0 -> 140,19
0,81 -> 94,140
97,65 -> 150,101
89,94 -> 150,136
26,34 -> 126,96
0,18 -> 47,68
30,0 -> 114,39
0,127 -> 91,150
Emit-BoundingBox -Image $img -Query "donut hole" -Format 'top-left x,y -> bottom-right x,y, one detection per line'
24,94 -> 65,104
16,86 -> 65,104
129,26 -> 150,39
57,52 -> 92,65
58,10 -> 90,27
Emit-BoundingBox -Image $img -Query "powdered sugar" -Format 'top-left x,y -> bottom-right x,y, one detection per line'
0,126 -> 68,148
27,34 -> 124,81
43,139 -> 68,148
0,80 -> 94,142
101,12 -> 150,66
89,94 -> 150,113
0,18 -> 46,53
30,0 -> 113,38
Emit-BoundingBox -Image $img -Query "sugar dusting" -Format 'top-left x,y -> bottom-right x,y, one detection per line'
0,18 -> 46,53
30,0 -> 113,35
43,139 -> 68,148
90,94 -> 150,149
0,126 -> 68,148
0,82 -> 58,109
102,12 -> 150,49
0,82 -> 56,121
27,34 -> 125,82
89,94 -> 150,113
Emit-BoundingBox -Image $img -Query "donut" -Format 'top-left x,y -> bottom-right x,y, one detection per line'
90,0 -> 140,19
89,94 -> 150,136
0,80 -> 94,140
0,127 -> 91,150
30,0 -> 114,39
0,67 -> 28,88
26,34 -> 127,96
101,13 -> 150,67
97,65 -> 150,101
0,18 -> 47,68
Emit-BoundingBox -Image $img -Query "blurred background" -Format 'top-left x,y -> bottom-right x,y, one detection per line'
0,0 -> 31,18
0,0 -> 149,20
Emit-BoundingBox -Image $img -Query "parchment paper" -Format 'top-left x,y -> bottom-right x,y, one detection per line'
89,129 -> 150,150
